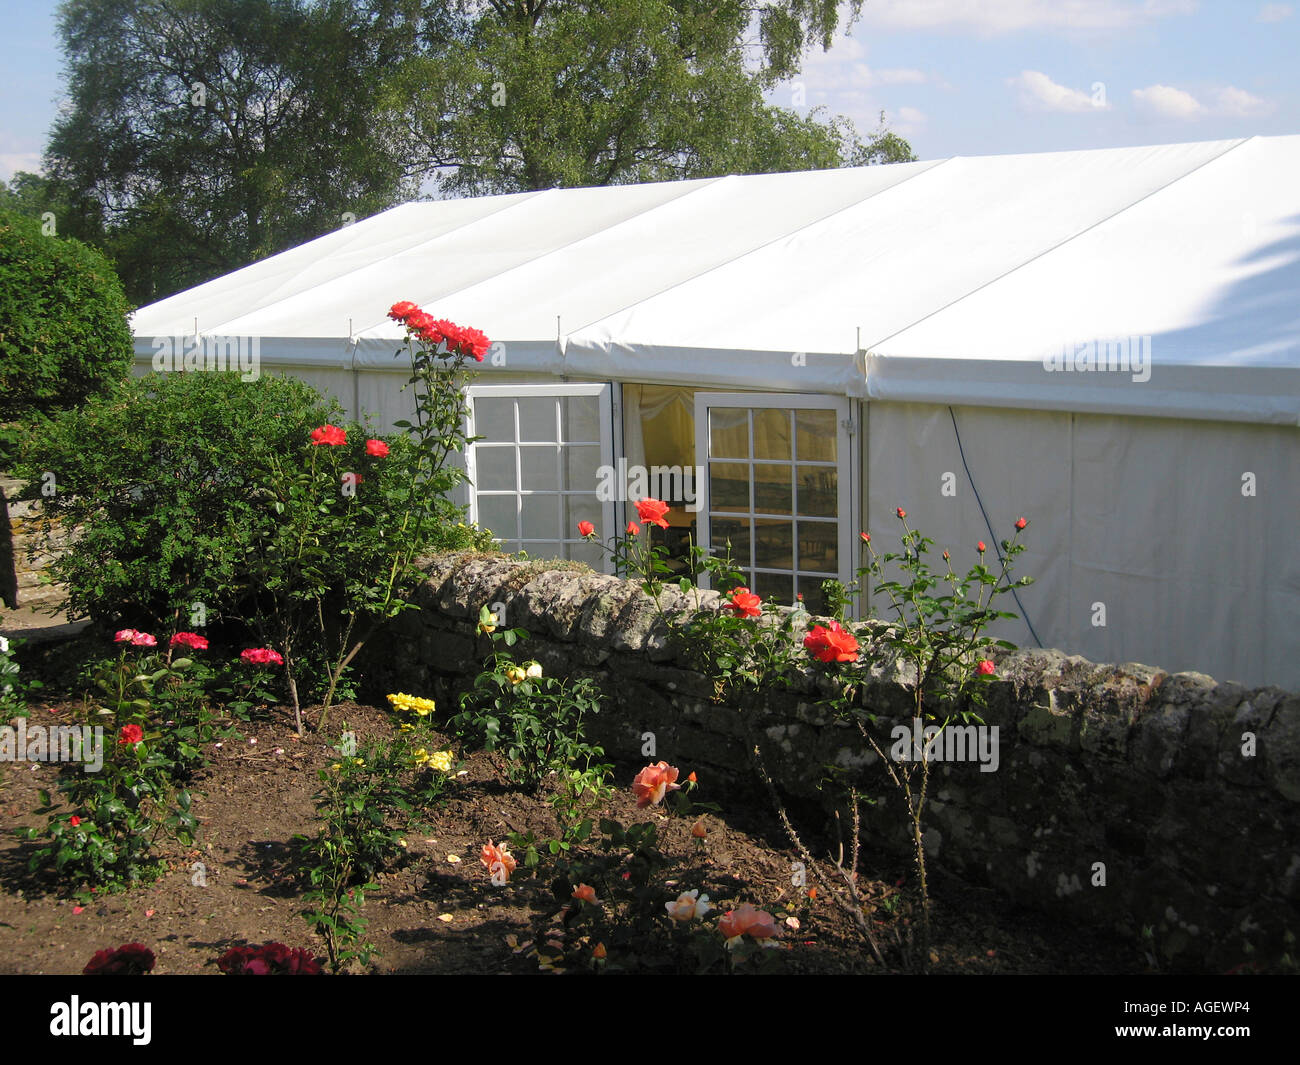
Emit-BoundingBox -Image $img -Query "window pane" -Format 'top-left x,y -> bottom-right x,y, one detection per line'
709,409 -> 749,459
560,396 -> 601,443
568,540 -> 606,570
521,540 -> 562,560
709,462 -> 750,512
519,446 -> 559,492
796,465 -> 837,518
497,539 -> 523,556
754,569 -> 794,605
475,397 -> 515,441
796,520 -> 839,573
517,396 -> 558,442
754,463 -> 793,516
563,445 -> 602,493
475,447 -> 516,492
753,517 -> 793,570
797,574 -> 833,617
563,496 -> 602,533
753,408 -> 791,462
794,409 -> 836,462
710,517 -> 751,569
478,495 -> 518,540
520,493 -> 559,540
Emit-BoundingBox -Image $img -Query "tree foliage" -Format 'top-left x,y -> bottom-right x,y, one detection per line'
44,0 -> 420,304
392,0 -> 914,195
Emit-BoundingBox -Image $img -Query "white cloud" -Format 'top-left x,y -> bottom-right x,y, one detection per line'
1132,84 -> 1205,119
860,0 -> 1197,34
1256,3 -> 1293,22
897,106 -> 928,124
0,153 -> 43,183
1214,86 -> 1271,116
1009,70 -> 1106,112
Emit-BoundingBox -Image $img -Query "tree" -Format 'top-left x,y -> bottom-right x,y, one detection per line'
45,0 -> 420,304
388,0 -> 914,195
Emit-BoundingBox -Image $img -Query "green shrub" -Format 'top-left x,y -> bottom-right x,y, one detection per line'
0,208 -> 133,455
14,370 -> 344,632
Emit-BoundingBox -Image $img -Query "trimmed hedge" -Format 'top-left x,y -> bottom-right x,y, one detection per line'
0,207 -> 133,423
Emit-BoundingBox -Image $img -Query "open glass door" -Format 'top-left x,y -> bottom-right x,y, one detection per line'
693,393 -> 853,616
465,384 -> 614,571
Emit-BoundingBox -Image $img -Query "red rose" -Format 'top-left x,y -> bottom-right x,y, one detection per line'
170,632 -> 209,651
577,520 -> 595,537
241,648 -> 285,666
977,660 -> 995,676
458,326 -> 490,361
70,815 -> 81,827
977,541 -> 986,553
118,724 -> 144,746
723,587 -> 762,619
217,942 -> 322,975
310,424 -> 347,447
83,943 -> 155,975
1015,517 -> 1027,530
896,507 -> 906,519
365,439 -> 389,457
635,498 -> 671,529
406,310 -> 435,337
388,301 -> 419,323
626,520 -> 641,535
860,532 -> 870,543
803,621 -> 860,664
942,550 -> 950,561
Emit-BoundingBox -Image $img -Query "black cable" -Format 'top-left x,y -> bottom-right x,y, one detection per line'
947,406 -> 1044,649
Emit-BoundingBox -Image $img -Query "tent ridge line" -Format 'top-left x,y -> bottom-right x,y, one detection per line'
860,136 -> 1253,353
565,157 -> 955,338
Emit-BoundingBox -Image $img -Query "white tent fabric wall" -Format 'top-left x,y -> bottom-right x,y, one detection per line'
130,134 -> 1300,690
866,404 -> 1299,690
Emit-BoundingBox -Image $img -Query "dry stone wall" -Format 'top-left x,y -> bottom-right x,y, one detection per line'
366,552 -> 1298,971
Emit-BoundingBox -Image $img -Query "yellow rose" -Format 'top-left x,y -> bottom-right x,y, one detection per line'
429,750 -> 454,773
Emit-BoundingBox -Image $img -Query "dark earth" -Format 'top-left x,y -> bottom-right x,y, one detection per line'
0,682 -> 1151,976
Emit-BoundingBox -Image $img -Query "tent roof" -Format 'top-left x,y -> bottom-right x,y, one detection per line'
132,134 -> 1300,424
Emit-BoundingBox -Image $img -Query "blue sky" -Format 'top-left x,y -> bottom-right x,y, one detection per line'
2,0 -> 1297,183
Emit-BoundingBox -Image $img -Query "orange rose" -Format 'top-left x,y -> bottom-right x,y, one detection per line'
634,498 -> 670,529
631,760 -> 681,807
723,587 -> 762,619
803,621 -> 860,664
572,883 -> 598,905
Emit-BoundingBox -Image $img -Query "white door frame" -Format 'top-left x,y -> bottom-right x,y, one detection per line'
692,392 -> 856,605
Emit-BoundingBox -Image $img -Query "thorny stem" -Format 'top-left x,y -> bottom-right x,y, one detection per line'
747,728 -> 886,968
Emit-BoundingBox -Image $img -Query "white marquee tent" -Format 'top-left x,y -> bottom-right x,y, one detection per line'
132,134 -> 1300,689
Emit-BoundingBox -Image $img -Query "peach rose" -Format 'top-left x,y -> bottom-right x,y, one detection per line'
480,841 -> 517,883
632,761 -> 681,807
718,902 -> 779,943
665,889 -> 712,922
